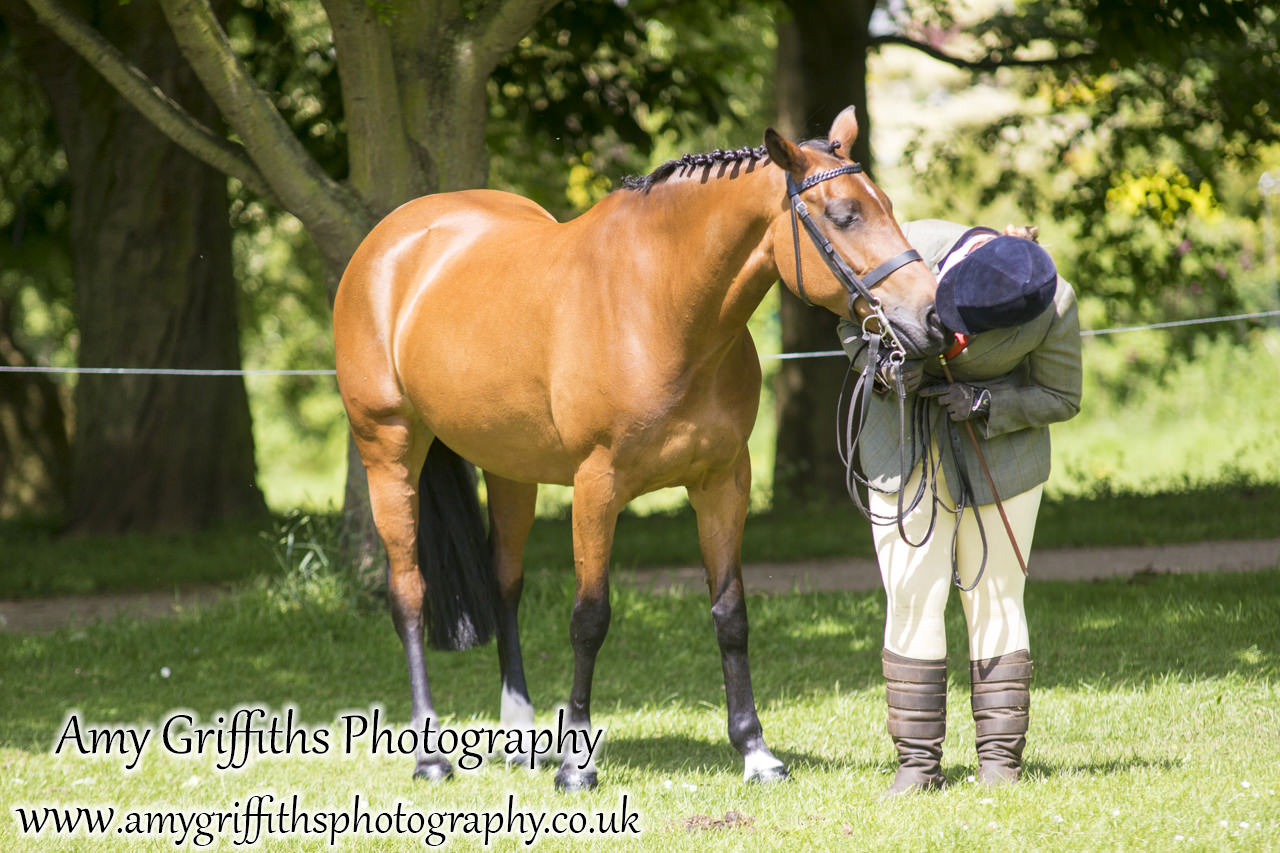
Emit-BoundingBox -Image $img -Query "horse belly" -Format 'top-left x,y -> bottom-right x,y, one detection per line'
402,359 -> 578,485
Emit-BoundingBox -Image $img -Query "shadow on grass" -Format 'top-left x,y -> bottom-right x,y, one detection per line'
1021,756 -> 1186,782
4,480 -> 1277,596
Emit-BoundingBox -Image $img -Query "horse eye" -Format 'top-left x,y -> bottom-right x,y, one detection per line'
825,199 -> 860,229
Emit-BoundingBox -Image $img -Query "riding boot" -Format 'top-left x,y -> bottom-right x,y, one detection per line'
883,649 -> 947,795
970,650 -> 1033,786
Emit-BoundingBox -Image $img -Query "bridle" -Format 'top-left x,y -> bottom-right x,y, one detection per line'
788,160 -> 994,592
785,162 -> 923,355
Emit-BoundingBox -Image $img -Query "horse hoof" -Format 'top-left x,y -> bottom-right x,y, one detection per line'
747,764 -> 790,785
505,751 -> 534,770
554,767 -> 598,792
413,761 -> 454,783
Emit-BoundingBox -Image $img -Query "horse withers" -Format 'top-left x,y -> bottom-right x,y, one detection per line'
333,106 -> 944,791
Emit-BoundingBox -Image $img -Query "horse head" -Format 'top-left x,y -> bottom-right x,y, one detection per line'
765,107 -> 945,358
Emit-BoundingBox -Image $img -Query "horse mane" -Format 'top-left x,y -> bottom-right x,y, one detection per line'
619,139 -> 847,193
620,145 -> 770,193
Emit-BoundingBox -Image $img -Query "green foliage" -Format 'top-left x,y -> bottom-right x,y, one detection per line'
231,211 -> 347,511
1050,328 -> 1280,498
226,0 -> 347,178
487,0 -> 777,218
0,24 -> 73,364
258,509 -> 372,613
898,1 -> 1279,334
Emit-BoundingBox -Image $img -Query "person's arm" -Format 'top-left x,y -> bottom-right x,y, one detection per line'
979,282 -> 1083,438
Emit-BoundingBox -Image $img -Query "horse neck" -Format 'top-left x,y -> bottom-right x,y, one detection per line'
606,165 -> 782,353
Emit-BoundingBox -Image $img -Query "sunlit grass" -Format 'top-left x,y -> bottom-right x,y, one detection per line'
2,570 -> 1277,850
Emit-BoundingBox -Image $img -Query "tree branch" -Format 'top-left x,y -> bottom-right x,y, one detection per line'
870,33 -> 1095,71
472,0 -> 564,70
321,0 -> 424,212
22,0 -> 275,202
156,0 -> 376,267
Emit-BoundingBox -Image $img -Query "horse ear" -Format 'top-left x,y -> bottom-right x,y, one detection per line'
764,127 -> 806,174
828,106 -> 860,155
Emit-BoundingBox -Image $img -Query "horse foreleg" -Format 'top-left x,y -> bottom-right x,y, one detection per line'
557,457 -> 620,792
688,455 -> 789,784
484,471 -> 538,763
354,419 -> 450,781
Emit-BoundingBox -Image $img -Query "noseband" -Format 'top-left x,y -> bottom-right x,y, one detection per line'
786,164 -> 922,354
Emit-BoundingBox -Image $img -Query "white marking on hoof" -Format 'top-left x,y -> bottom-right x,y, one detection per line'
500,686 -> 534,728
742,751 -> 787,782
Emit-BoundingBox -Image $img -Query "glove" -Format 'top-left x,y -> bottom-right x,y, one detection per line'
874,353 -> 925,395
919,382 -> 991,421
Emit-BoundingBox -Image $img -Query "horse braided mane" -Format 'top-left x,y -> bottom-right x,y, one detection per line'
620,145 -> 770,193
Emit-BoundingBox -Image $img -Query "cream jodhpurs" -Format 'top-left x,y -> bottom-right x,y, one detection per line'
869,456 -> 1042,661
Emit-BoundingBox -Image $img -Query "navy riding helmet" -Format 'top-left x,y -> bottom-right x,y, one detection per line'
936,230 -> 1058,335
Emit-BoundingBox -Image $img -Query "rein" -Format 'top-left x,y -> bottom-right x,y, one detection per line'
834,340 -> 992,592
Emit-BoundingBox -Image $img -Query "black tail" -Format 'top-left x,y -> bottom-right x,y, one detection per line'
418,442 -> 497,651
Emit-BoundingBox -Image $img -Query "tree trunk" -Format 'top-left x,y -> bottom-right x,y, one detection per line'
0,299 -> 72,518
17,1 -> 266,533
772,0 -> 876,505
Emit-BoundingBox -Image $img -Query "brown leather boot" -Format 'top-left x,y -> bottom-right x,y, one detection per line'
883,650 -> 947,795
970,650 -> 1032,785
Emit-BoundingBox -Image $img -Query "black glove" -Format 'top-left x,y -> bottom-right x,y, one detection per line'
919,382 -> 991,421
873,353 -> 925,395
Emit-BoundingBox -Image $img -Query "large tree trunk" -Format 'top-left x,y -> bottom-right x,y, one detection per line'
772,0 -> 876,505
15,1 -> 265,533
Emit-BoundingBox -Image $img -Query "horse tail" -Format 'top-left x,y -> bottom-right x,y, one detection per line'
417,441 -> 498,651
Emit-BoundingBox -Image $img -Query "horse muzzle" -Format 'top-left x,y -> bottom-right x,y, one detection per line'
877,302 -> 948,359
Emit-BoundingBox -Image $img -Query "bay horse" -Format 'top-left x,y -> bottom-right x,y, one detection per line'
333,107 -> 944,791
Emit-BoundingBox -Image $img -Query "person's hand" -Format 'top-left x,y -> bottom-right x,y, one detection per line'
875,353 -> 925,395
919,382 -> 991,421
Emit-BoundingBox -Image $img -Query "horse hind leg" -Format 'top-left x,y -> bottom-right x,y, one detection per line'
352,416 -> 496,782
350,416 -> 447,780
687,455 -> 789,784
484,471 -> 539,763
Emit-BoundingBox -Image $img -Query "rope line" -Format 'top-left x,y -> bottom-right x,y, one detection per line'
0,366 -> 336,376
1078,309 -> 1280,337
1,308 -> 1277,376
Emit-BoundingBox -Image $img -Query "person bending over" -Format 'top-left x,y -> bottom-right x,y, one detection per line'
839,220 -> 1082,794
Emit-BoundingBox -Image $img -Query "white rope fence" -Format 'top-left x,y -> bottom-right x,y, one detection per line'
1,308 -> 1278,375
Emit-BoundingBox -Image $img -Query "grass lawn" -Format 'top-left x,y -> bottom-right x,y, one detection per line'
3,568 -> 1277,850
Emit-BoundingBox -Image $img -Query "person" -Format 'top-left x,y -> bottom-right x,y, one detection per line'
837,220 -> 1082,794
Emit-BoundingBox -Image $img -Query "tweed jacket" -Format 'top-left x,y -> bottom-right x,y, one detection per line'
837,219 -> 1083,505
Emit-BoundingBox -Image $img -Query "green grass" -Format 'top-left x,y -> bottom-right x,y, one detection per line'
0,517 -> 282,599
1050,328 -> 1280,497
2,569 -> 1278,850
